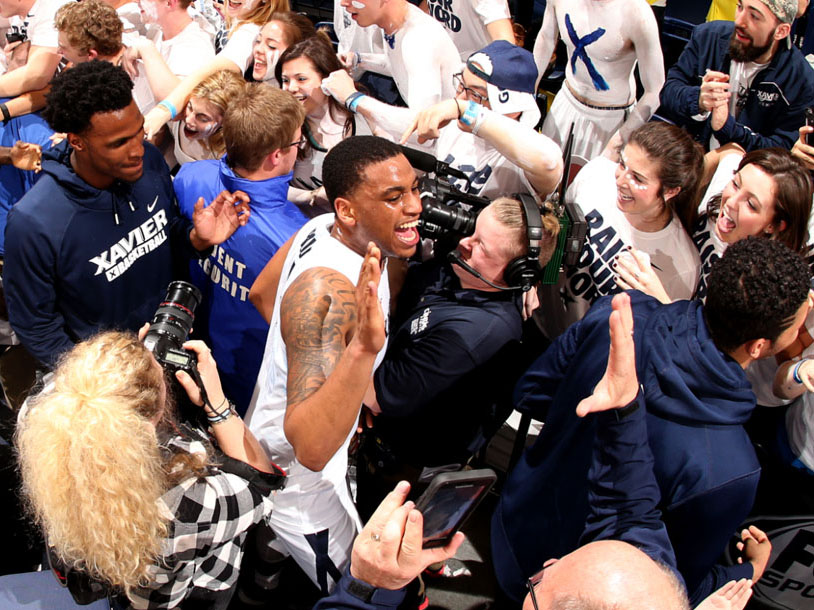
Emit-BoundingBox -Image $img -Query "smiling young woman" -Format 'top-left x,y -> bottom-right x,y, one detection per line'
276,35 -> 371,215
538,121 -> 705,339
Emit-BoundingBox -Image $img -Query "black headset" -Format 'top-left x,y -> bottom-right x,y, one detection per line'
448,192 -> 546,293
502,192 -> 544,292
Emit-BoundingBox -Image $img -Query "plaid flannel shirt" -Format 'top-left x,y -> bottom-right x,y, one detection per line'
126,431 -> 274,609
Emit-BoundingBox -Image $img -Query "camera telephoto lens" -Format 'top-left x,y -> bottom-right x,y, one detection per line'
143,281 -> 202,362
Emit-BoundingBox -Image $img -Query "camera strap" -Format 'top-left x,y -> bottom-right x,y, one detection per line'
187,366 -> 213,411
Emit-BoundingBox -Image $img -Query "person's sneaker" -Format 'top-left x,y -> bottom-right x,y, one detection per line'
422,559 -> 472,578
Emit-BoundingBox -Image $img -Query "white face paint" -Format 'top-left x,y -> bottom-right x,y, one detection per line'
619,153 -> 649,191
351,1 -> 366,8
261,49 -> 280,82
183,97 -> 223,142
614,143 -> 668,222
627,177 -> 648,191
139,0 -> 160,24
252,21 -> 286,82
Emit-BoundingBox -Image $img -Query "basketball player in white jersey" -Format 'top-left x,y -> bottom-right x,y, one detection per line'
244,135 -> 422,594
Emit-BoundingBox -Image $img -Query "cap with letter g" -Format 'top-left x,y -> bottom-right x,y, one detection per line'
466,41 -> 540,127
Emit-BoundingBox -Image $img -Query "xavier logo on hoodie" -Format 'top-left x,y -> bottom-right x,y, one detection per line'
88,209 -> 169,281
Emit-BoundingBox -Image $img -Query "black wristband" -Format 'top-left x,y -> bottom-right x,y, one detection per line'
0,103 -> 11,125
613,386 -> 644,421
346,579 -> 377,602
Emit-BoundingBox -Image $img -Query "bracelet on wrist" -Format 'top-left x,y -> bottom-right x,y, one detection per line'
458,101 -> 482,129
0,103 -> 11,125
204,396 -> 229,416
471,107 -> 488,136
345,92 -> 366,113
158,99 -> 177,120
793,359 -> 807,384
207,400 -> 236,425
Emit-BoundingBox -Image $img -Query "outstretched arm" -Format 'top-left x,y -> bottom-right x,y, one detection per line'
578,294 -> 680,573
122,38 -> 182,103
617,5 -> 664,141
0,46 -> 61,97
322,69 -> 419,141
143,55 -> 242,139
400,98 -> 562,196
282,243 -> 386,471
532,1 -> 559,89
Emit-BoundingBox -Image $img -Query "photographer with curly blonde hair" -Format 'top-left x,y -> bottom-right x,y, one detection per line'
16,330 -> 283,609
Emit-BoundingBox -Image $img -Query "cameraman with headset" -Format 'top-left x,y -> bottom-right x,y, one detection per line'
322,40 -> 562,203
355,195 -> 561,521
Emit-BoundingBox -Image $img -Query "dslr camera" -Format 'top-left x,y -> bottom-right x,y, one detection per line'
143,280 -> 202,376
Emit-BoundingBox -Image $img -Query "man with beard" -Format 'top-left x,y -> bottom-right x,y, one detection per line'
659,0 -> 814,151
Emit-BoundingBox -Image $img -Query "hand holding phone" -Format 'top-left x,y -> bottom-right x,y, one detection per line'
350,481 -> 464,590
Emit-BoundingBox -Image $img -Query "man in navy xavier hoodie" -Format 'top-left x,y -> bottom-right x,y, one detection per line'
492,238 -> 812,605
4,62 -> 246,367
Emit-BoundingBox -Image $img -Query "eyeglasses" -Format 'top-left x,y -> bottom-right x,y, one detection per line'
526,564 -> 551,610
453,72 -> 487,105
287,135 -> 307,148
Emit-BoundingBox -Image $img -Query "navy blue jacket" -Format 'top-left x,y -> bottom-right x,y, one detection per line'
491,292 -> 757,605
372,259 -> 523,467
315,392 -> 682,610
659,21 -> 814,151
4,141 -> 197,365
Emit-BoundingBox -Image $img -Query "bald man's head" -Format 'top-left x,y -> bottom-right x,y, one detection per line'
523,541 -> 689,610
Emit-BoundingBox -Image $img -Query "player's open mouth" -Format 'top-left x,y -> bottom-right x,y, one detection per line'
395,220 -> 420,245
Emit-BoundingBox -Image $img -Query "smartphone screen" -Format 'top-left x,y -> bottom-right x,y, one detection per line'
419,480 -> 491,546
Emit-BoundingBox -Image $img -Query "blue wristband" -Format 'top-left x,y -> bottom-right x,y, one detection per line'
793,359 -> 807,384
345,92 -> 366,113
459,101 -> 480,127
158,99 -> 177,120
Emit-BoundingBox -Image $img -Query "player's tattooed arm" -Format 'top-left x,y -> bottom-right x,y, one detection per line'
282,268 -> 357,407
281,249 -> 384,471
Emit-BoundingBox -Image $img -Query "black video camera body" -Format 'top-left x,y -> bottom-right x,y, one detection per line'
414,171 -> 588,285
417,174 -> 489,242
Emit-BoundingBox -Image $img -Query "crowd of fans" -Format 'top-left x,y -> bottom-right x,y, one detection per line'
1,0 -> 814,609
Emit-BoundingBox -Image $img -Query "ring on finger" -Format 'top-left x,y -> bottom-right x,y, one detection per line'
371,532 -> 381,542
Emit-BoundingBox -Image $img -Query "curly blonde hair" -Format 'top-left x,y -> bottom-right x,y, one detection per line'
16,332 -> 192,594
190,70 -> 247,158
54,0 -> 123,58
